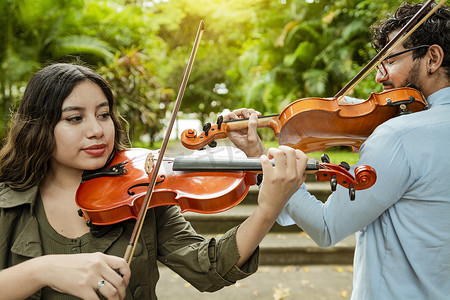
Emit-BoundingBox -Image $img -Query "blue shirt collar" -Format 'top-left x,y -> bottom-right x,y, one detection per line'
427,87 -> 450,107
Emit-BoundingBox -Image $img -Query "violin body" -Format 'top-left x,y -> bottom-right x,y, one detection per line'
76,147 -> 376,226
76,148 -> 257,225
181,87 -> 427,153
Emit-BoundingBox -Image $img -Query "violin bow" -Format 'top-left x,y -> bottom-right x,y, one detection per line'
123,20 -> 205,265
335,0 -> 447,100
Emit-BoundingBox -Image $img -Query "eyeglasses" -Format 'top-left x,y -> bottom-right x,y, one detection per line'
376,45 -> 431,77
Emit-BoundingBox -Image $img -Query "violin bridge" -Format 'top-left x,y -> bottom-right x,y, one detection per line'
145,152 -> 155,175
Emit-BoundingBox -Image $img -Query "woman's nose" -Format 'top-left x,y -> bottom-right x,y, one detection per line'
86,118 -> 104,139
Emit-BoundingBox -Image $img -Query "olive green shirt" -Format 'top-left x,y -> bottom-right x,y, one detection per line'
0,183 -> 259,299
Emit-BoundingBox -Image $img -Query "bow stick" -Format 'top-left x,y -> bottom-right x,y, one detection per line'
123,20 -> 205,264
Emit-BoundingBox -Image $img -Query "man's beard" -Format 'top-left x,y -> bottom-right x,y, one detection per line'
396,60 -> 422,90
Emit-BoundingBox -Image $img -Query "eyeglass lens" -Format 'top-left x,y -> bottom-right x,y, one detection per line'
376,61 -> 387,77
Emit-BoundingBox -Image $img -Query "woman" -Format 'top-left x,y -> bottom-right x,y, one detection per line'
0,63 -> 308,299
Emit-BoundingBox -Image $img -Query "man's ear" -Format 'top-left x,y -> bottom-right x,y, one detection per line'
427,44 -> 444,74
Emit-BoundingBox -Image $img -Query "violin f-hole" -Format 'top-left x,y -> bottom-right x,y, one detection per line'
127,183 -> 150,196
127,175 -> 166,196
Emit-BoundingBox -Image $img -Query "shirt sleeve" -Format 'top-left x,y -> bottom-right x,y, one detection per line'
155,205 -> 258,292
277,122 -> 415,247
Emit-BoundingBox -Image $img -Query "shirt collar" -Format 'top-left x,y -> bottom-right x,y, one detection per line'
426,87 -> 450,107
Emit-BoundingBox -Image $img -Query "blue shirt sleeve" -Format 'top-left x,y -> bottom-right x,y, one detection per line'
277,122 -> 414,247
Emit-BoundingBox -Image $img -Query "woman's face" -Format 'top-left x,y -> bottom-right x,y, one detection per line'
52,80 -> 115,173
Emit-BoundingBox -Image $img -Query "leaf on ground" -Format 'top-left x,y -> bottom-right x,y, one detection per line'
273,284 -> 291,300
299,232 -> 311,238
332,266 -> 344,273
340,289 -> 349,298
257,266 -> 271,273
282,265 -> 296,272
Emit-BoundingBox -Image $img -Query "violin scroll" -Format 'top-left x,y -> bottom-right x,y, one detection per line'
315,162 -> 376,201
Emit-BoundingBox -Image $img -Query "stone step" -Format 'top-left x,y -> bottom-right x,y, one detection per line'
259,233 -> 354,265
184,204 -> 294,233
180,178 -> 352,266
181,180 -> 331,234
199,232 -> 355,265
183,183 -> 331,234
198,181 -> 332,208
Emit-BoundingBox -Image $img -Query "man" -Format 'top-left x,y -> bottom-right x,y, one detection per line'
226,2 -> 450,299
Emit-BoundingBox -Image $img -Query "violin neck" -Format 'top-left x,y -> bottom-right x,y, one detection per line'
172,156 -> 319,172
225,114 -> 280,132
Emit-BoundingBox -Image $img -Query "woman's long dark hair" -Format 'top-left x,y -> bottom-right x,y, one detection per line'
0,63 -> 127,191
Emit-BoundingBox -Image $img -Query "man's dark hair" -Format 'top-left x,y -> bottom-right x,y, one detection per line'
371,2 -> 450,76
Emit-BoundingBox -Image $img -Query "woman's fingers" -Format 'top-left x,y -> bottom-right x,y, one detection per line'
98,255 -> 130,299
42,253 -> 130,300
223,108 -> 261,121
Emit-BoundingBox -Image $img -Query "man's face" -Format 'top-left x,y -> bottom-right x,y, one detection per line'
375,31 -> 427,91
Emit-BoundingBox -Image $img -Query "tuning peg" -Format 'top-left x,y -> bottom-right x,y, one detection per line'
208,141 -> 217,148
216,115 -> 224,129
330,175 -> 337,191
203,122 -> 212,136
321,153 -> 331,163
349,184 -> 355,201
339,161 -> 350,171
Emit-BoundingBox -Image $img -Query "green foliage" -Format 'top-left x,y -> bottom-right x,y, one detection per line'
97,48 -> 169,147
0,0 -> 420,148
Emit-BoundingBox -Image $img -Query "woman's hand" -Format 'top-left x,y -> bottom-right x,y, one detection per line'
43,252 -> 130,300
0,252 -> 131,300
257,146 -> 308,218
222,108 -> 266,158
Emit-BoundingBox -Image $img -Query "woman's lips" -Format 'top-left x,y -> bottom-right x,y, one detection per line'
83,144 -> 107,156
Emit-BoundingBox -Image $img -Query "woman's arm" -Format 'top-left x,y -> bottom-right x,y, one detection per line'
0,253 -> 130,300
235,146 -> 308,267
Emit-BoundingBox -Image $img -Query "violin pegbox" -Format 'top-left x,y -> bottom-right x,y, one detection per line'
317,154 -> 376,201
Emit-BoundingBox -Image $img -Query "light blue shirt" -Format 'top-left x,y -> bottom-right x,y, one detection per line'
277,87 -> 450,300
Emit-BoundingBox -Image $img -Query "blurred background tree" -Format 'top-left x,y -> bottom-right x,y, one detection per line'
0,0 -> 411,147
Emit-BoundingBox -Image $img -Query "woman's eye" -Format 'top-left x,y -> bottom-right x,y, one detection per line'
66,116 -> 82,123
99,112 -> 111,119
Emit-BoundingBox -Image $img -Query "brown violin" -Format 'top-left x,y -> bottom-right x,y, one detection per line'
75,147 -> 376,226
180,87 -> 427,153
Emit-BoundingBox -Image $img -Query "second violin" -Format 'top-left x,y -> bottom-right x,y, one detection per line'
180,87 -> 427,153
